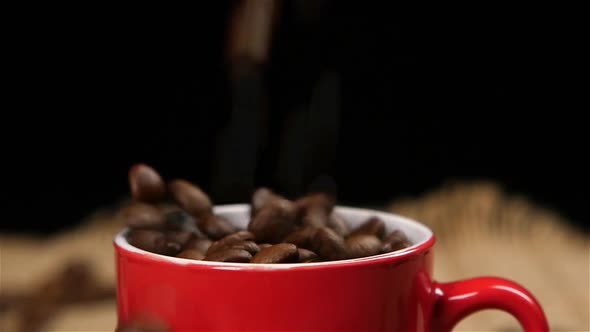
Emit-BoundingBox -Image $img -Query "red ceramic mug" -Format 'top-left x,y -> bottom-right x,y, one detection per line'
114,204 -> 549,332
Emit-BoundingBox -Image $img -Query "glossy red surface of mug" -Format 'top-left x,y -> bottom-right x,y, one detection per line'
115,204 -> 549,332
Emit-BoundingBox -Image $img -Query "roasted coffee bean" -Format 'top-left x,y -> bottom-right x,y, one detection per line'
121,203 -> 165,230
203,248 -> 252,263
128,230 -> 181,256
197,215 -> 236,240
350,216 -> 386,239
206,231 -> 255,254
177,249 -> 205,260
184,237 -> 212,254
165,231 -> 192,247
302,257 -> 322,263
295,193 -> 336,216
251,243 -> 299,263
283,226 -> 318,250
248,200 -> 297,243
220,241 -> 260,255
381,230 -> 411,253
168,179 -> 213,218
296,248 -> 318,262
312,227 -> 348,261
128,164 -> 167,203
258,243 -> 272,250
327,212 -> 350,237
346,234 -> 382,258
251,187 -> 281,217
163,210 -> 196,231
301,207 -> 329,228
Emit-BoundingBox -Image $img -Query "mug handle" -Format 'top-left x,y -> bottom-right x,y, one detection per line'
432,277 -> 549,332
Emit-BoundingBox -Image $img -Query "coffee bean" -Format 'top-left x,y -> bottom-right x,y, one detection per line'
121,203 -> 165,230
128,164 -> 167,203
197,215 -> 236,240
163,210 -> 196,231
296,248 -> 318,262
312,227 -> 348,261
381,230 -> 411,253
183,237 -> 212,254
258,243 -> 272,250
327,212 -> 350,237
177,249 -> 205,260
248,200 -> 297,243
295,193 -> 336,216
168,179 -> 213,218
350,216 -> 386,239
222,241 -> 260,255
301,207 -> 328,228
346,234 -> 382,258
128,229 -> 181,256
251,187 -> 280,217
283,226 -> 318,250
206,231 -> 256,254
251,243 -> 299,263
165,231 -> 192,247
203,248 -> 252,263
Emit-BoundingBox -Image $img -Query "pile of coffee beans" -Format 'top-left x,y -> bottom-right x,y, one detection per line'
122,164 -> 411,264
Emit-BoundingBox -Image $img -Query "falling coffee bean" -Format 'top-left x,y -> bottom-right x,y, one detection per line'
296,248 -> 318,262
248,200 -> 297,243
251,243 -> 299,263
346,234 -> 382,258
251,187 -> 281,217
203,248 -> 252,263
295,192 -> 336,216
168,179 -> 213,218
206,231 -> 256,254
350,216 -> 386,239
121,203 -> 165,230
128,164 -> 167,203
301,207 -> 329,228
165,231 -> 192,247
312,227 -> 348,261
381,230 -> 411,253
128,230 -> 181,256
283,226 -> 318,250
163,210 -> 196,231
327,212 -> 350,237
184,237 -> 212,254
197,215 -> 236,240
177,249 -> 205,260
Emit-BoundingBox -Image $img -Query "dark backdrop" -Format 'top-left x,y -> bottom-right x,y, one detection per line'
5,2 -> 586,234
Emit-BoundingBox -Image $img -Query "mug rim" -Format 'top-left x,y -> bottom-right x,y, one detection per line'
114,204 -> 436,271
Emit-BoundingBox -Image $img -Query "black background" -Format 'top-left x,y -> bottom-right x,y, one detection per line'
4,2 -> 586,234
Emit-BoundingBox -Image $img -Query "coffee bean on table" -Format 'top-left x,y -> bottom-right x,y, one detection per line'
283,226 -> 319,250
327,212 -> 350,237
248,200 -> 297,243
203,248 -> 252,263
251,243 -> 299,263
128,164 -> 167,203
349,216 -> 386,239
121,203 -> 165,230
206,231 -> 255,254
168,179 -> 213,218
346,234 -> 382,259
296,248 -> 318,262
197,215 -> 237,240
381,230 -> 411,253
312,227 -> 348,261
177,249 -> 205,260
